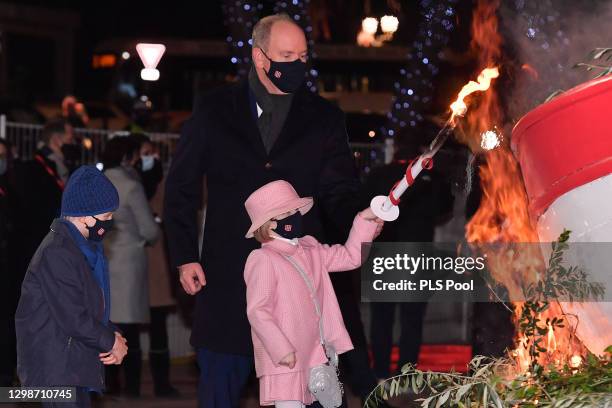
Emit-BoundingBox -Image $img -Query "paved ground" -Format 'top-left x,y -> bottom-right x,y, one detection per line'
6,360 -> 364,408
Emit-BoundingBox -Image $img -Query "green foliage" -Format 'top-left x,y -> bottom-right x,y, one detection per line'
518,229 -> 605,371
363,351 -> 611,408
364,230 -> 612,407
523,229 -> 605,303
574,48 -> 612,79
545,47 -> 612,102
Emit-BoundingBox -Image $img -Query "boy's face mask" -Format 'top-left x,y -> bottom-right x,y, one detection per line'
273,211 -> 303,240
86,216 -> 114,242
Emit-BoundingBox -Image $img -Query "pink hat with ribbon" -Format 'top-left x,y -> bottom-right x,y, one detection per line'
245,180 -> 313,238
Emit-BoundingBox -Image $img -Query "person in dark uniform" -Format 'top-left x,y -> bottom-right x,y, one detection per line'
13,119 -> 70,282
362,132 -> 454,380
164,13 -> 381,408
0,139 -> 18,386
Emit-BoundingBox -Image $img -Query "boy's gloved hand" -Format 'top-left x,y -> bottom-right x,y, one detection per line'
99,332 -> 128,365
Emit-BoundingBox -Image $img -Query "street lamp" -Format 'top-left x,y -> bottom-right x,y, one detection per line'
357,15 -> 399,47
380,15 -> 399,34
136,43 -> 166,81
362,17 -> 379,35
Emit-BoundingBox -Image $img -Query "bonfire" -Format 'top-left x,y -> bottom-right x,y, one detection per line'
365,0 -> 611,406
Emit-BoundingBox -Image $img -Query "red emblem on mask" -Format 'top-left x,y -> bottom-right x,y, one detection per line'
274,71 -> 282,78
284,225 -> 292,232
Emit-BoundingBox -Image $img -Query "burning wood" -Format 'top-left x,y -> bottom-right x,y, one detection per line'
461,0 -> 604,374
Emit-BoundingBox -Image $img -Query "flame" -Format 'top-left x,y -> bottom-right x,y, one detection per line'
462,0 -> 589,373
521,63 -> 539,80
546,321 -> 557,353
450,67 -> 500,121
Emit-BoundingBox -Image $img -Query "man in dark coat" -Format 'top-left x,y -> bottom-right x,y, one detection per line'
164,13 -> 377,408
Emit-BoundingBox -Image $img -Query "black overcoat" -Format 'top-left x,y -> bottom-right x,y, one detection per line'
164,80 -> 360,355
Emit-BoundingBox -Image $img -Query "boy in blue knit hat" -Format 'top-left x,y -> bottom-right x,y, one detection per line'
16,165 -> 128,407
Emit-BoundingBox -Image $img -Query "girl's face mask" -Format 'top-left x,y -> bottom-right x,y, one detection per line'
273,211 -> 303,240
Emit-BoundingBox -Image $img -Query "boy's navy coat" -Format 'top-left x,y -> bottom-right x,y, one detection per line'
15,219 -> 116,387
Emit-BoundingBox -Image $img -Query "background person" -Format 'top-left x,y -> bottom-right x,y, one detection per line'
102,137 -> 159,397
361,132 -> 454,380
0,139 -> 18,386
130,133 -> 180,397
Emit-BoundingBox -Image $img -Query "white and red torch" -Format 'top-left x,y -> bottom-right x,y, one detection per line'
371,67 -> 500,221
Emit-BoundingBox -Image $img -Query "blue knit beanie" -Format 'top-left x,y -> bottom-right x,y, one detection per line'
61,165 -> 119,217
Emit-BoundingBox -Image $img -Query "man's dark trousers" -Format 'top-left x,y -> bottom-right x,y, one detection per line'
197,348 -> 253,408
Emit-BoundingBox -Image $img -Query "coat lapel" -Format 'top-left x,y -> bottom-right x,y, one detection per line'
231,81 -> 313,159
232,80 -> 268,158
268,86 -> 312,158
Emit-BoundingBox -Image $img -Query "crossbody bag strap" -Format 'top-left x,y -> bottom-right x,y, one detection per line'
283,255 -> 325,345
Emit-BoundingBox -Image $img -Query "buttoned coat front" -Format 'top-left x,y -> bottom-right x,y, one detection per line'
244,214 -> 377,377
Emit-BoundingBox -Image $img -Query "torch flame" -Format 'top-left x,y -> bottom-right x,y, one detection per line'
450,67 -> 500,121
546,321 -> 557,353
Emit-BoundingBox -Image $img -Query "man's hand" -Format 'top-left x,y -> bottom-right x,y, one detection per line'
179,262 -> 206,295
99,332 -> 128,365
279,352 -> 296,369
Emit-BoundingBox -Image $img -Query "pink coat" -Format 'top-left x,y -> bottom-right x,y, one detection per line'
244,214 -> 378,377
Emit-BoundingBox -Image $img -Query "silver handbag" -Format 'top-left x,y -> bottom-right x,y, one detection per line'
284,256 -> 344,408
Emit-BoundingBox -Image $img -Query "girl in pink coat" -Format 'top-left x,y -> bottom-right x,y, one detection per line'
243,180 -> 383,408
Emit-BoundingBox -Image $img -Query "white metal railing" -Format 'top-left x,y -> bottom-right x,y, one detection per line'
0,115 -> 392,174
0,116 -> 180,168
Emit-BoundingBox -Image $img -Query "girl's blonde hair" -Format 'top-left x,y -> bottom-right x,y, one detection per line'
254,220 -> 274,244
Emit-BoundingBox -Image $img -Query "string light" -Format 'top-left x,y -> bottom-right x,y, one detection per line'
382,0 -> 458,138
222,1 -> 260,79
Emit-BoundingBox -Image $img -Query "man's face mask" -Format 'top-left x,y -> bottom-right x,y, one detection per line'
273,211 -> 303,240
86,216 -> 114,242
260,49 -> 307,94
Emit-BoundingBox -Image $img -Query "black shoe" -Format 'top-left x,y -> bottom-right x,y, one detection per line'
123,388 -> 141,399
155,384 -> 181,398
149,350 -> 180,398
